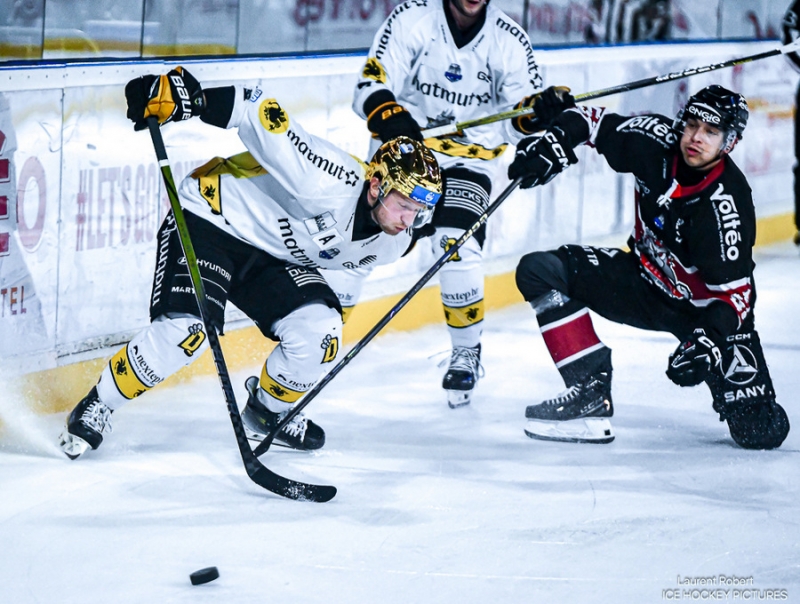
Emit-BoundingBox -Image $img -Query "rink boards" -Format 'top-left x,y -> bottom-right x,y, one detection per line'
0,41 -> 796,412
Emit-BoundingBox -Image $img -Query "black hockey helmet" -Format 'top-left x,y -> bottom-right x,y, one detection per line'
674,85 -> 749,154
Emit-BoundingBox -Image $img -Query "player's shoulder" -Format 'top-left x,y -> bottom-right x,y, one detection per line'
719,156 -> 752,194
385,0 -> 439,25
487,4 -> 531,45
707,157 -> 754,216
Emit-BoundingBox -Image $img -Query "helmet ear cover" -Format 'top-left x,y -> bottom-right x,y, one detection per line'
673,85 -> 749,155
367,137 -> 442,209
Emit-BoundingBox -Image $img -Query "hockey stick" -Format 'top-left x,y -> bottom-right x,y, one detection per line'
252,177 -> 524,458
145,117 -> 336,503
421,38 -> 800,139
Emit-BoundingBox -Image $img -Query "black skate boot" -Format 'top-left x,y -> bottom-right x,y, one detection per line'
58,387 -> 113,459
241,377 -> 325,451
442,344 -> 484,409
524,369 -> 614,443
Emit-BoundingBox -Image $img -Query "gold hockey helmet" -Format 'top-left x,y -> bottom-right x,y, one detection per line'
367,137 -> 442,208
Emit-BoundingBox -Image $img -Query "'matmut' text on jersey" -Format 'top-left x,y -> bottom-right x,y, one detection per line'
176,88 -> 414,274
354,0 -> 542,178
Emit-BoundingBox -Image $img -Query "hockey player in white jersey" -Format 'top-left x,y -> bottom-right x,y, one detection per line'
59,67 -> 442,459
349,0 -> 574,408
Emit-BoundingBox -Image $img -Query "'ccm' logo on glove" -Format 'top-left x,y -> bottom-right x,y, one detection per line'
666,328 -> 722,387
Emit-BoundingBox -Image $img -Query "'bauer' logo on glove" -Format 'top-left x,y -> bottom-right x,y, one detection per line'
125,67 -> 205,131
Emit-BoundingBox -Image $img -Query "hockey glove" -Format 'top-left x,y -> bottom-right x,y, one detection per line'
666,328 -> 722,387
367,101 -> 423,143
513,86 -> 576,134
507,126 -> 578,189
125,67 -> 205,131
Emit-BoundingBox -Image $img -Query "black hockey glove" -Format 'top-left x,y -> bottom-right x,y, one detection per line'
507,126 -> 578,189
125,67 -> 205,131
367,101 -> 423,142
666,329 -> 722,387
513,86 -> 576,134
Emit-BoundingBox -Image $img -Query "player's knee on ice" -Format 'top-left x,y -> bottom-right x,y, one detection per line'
515,250 -> 570,302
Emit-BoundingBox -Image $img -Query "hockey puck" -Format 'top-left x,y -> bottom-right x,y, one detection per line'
190,566 -> 219,585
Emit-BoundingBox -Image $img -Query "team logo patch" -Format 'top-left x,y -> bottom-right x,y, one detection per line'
445,63 -> 462,82
723,344 -> 758,385
199,174 -> 221,214
362,57 -> 387,83
258,99 -> 289,134
319,248 -> 340,260
440,236 -> 461,261
443,302 -> 484,328
260,368 -> 304,403
110,346 -> 148,400
179,323 -> 207,357
321,334 -> 339,363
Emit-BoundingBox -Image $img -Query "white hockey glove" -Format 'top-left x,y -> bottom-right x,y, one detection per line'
666,328 -> 722,387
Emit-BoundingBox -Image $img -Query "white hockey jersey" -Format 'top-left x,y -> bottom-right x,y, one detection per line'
353,0 -> 543,178
178,87 -> 413,272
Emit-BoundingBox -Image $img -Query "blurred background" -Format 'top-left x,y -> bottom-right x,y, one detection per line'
0,0 -> 790,62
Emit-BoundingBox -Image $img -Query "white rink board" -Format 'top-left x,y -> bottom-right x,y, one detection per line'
0,42 -> 795,372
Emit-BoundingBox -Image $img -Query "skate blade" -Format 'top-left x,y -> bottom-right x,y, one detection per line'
446,389 -> 472,409
524,417 -> 614,444
58,429 -> 91,460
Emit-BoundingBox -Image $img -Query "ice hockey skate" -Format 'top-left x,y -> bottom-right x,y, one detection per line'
241,377 -> 325,451
59,387 -> 113,459
441,344 -> 484,408
524,370 -> 614,443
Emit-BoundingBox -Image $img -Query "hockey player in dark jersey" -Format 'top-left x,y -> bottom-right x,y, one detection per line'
508,85 -> 790,449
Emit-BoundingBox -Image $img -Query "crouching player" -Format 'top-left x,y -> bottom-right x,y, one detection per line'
508,85 -> 790,449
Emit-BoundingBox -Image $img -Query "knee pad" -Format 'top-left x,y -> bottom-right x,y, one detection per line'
433,226 -> 483,268
260,303 -> 342,408
97,313 -> 208,409
516,250 -> 570,302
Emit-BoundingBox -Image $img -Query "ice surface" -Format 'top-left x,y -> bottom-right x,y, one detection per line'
1,244 -> 798,603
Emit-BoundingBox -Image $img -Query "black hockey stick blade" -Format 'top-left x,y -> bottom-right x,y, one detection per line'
245,457 -> 337,502
146,117 -> 336,503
